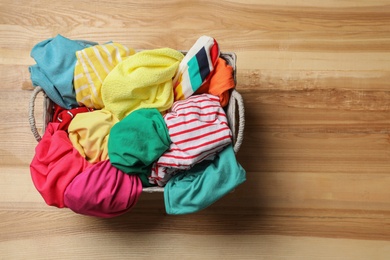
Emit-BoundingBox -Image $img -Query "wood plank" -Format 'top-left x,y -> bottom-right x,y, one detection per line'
3,165 -> 390,218
1,0 -> 390,31
0,167 -> 390,240
2,233 -> 390,260
2,26 -> 390,55
238,70 -> 390,91
239,132 -> 390,172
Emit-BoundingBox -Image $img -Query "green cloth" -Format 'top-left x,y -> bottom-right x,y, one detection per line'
108,108 -> 171,187
164,145 -> 246,215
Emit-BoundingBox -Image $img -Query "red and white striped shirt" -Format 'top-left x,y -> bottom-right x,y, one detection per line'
149,94 -> 232,186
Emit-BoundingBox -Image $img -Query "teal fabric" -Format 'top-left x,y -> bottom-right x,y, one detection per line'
108,108 -> 171,187
29,34 -> 97,109
164,144 -> 246,215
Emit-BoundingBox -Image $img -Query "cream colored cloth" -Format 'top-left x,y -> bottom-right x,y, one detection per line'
101,48 -> 184,120
68,109 -> 119,163
74,43 -> 135,109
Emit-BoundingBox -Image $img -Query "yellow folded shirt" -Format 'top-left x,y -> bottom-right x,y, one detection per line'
74,42 -> 135,109
68,109 -> 119,164
101,48 -> 184,120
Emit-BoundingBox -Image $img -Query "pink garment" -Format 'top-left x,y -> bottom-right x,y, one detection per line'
30,123 -> 91,208
64,160 -> 143,218
149,94 -> 232,186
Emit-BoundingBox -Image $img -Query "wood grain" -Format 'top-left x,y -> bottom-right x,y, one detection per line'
1,0 -> 390,259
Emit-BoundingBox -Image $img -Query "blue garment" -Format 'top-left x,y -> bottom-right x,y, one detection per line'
164,144 -> 246,215
29,34 -> 97,109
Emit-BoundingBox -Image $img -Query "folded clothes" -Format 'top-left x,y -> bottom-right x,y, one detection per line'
102,48 -> 184,120
108,108 -> 171,187
164,144 -> 246,215
68,109 -> 119,164
172,36 -> 219,101
29,34 -> 97,109
149,94 -> 232,186
52,104 -> 94,131
64,160 -> 142,218
30,123 -> 91,208
74,42 -> 135,109
195,57 -> 235,107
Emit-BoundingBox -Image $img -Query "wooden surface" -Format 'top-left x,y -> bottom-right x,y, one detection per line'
1,0 -> 390,259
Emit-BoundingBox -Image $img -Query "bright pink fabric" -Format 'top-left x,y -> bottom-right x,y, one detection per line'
30,123 -> 91,208
64,160 -> 143,218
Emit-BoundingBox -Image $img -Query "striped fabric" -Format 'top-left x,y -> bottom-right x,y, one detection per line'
149,94 -> 232,186
172,36 -> 220,101
74,43 -> 135,109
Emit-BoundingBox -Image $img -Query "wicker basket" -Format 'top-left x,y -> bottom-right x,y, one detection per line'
29,51 -> 245,193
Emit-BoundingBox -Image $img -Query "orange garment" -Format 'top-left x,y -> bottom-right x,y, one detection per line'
195,58 -> 235,107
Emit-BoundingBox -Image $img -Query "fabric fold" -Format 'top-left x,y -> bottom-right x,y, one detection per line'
64,160 -> 142,218
172,36 -> 220,101
195,57 -> 235,107
102,48 -> 184,120
74,42 -> 135,109
164,144 -> 246,215
51,104 -> 94,131
29,34 -> 97,109
30,123 -> 91,208
108,108 -> 171,187
149,94 -> 232,186
68,109 -> 119,164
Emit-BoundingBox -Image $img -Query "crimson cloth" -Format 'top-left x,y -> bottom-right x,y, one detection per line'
30,123 -> 91,207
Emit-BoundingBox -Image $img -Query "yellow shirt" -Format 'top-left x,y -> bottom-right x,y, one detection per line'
68,109 -> 119,163
74,43 -> 135,109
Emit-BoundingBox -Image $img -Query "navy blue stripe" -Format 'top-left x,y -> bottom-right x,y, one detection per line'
195,47 -> 210,81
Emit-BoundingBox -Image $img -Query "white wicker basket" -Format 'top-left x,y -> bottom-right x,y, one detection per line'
29,51 -> 245,193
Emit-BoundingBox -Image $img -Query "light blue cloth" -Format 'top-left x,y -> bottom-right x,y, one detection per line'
164,144 -> 246,215
29,34 -> 97,109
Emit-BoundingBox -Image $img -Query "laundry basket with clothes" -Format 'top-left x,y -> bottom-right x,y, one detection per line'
29,35 -> 246,217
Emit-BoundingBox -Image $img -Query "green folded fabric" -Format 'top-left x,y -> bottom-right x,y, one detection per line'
108,108 -> 171,186
164,144 -> 246,215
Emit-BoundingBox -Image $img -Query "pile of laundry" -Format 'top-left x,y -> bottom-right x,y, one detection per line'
29,34 -> 246,217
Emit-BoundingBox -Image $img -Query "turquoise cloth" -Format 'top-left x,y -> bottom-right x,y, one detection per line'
29,34 -> 96,109
164,145 -> 246,215
108,108 -> 171,187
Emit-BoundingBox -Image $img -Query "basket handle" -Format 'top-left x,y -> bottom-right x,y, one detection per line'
228,89 -> 245,153
29,86 -> 50,142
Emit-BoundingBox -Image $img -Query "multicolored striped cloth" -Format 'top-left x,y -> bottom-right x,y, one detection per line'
149,94 -> 232,186
172,36 -> 220,101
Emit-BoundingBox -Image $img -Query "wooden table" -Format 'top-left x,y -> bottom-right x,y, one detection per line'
1,1 -> 390,258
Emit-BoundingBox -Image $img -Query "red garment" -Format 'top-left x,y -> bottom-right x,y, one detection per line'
52,104 -> 64,125
52,104 -> 93,131
30,123 -> 91,208
64,160 -> 143,218
195,58 -> 235,107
